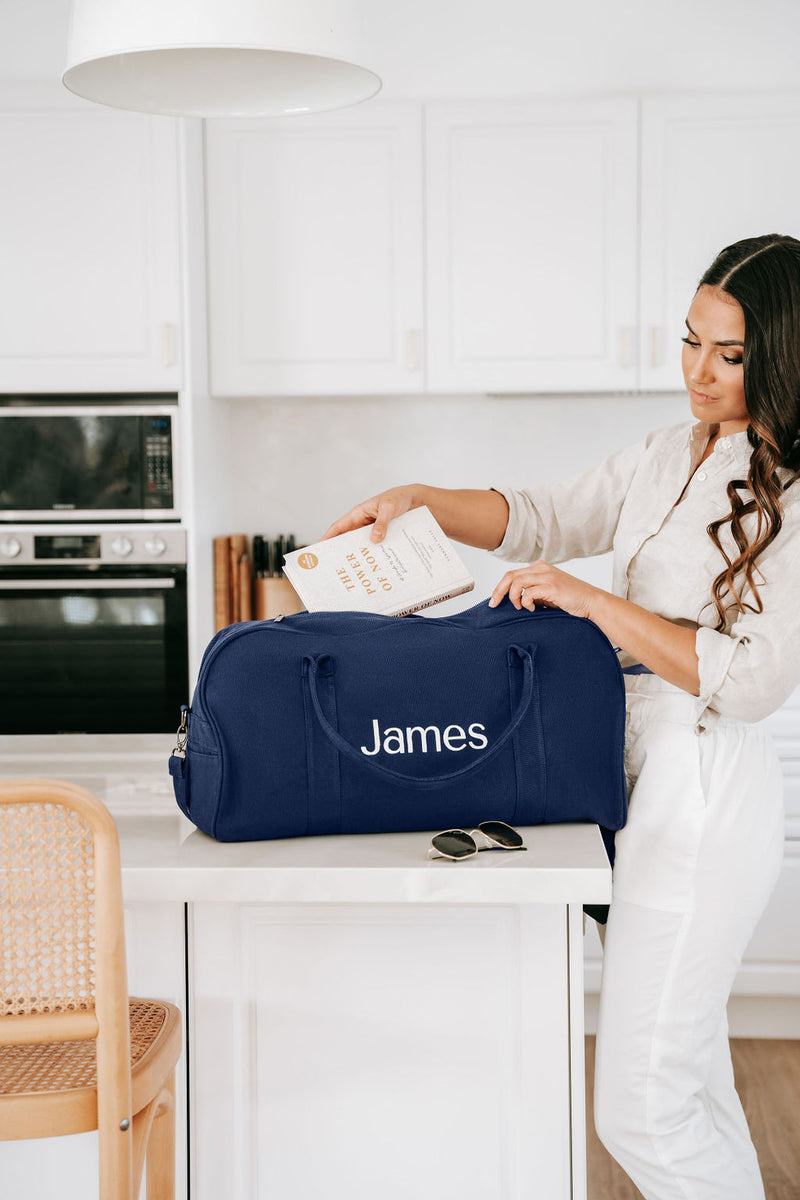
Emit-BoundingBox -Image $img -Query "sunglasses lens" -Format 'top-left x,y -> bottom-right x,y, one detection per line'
478,821 -> 524,849
432,830 -> 476,859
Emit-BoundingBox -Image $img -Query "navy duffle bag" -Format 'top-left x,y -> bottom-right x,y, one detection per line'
169,597 -> 627,843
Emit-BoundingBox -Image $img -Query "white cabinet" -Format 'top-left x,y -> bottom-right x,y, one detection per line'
205,102 -> 424,396
205,90 -> 800,397
190,901 -> 585,1200
424,98 -> 639,393
0,85 -> 182,393
730,844 -> 800,998
204,96 -> 638,397
639,92 -> 800,390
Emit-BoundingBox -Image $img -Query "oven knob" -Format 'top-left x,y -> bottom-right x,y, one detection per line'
144,536 -> 167,557
0,536 -> 22,559
110,536 -> 134,558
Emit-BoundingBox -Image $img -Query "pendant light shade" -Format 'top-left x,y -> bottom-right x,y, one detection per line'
62,0 -> 382,118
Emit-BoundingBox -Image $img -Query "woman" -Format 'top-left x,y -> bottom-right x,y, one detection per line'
323,233 -> 800,1198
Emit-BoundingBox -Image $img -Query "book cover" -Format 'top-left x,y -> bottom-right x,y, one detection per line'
282,506 -> 475,617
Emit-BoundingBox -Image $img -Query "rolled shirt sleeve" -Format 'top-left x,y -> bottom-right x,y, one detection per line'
695,506 -> 800,724
490,417 -> 800,728
492,430 -> 660,564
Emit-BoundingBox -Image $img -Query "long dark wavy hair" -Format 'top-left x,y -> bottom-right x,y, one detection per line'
696,234 -> 800,630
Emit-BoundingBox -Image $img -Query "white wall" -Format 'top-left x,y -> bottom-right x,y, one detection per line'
221,391 -> 687,611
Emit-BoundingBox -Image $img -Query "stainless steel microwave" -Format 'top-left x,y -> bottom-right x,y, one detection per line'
0,401 -> 180,521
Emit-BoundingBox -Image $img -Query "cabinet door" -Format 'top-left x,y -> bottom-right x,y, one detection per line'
640,93 -> 800,391
191,903 -> 574,1200
425,99 -> 639,393
0,86 -> 181,393
205,103 -> 424,397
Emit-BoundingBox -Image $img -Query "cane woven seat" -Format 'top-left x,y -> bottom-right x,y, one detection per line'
0,779 -> 182,1199
0,999 -> 181,1137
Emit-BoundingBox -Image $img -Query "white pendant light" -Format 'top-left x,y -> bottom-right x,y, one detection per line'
62,0 -> 382,118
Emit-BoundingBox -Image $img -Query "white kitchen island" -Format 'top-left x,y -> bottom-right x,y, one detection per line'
127,816 -> 610,1200
0,753 -> 611,1200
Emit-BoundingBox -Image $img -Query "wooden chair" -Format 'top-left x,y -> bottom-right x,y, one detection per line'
0,778 -> 182,1199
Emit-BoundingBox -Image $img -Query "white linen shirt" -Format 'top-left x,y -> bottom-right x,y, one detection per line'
492,419 -> 800,729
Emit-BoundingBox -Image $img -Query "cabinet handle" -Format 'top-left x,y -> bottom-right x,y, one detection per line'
163,322 -> 177,368
406,329 -> 420,372
620,326 -> 633,368
650,326 -> 660,368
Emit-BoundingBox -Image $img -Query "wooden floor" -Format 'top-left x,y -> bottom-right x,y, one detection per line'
584,1036 -> 800,1199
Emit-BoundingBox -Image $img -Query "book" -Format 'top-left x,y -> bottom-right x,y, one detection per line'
282,506 -> 475,617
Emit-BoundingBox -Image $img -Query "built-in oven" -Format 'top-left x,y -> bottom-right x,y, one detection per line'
0,396 -> 180,521
0,526 -> 188,735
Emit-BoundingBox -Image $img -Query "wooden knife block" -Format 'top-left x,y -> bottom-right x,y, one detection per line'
254,577 -> 305,620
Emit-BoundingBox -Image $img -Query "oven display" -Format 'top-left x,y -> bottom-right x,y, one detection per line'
34,535 -> 102,559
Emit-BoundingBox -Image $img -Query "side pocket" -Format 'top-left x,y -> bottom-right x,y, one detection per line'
169,754 -> 188,818
184,747 -> 223,837
694,726 -> 711,811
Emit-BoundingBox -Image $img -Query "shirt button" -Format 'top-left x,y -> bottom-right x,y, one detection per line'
697,470 -> 707,481
719,438 -> 730,450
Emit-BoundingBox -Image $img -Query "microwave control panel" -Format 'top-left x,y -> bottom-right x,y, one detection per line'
143,416 -> 174,508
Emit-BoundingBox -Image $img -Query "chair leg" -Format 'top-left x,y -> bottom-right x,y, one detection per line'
145,1072 -> 177,1200
132,1096 -> 159,1198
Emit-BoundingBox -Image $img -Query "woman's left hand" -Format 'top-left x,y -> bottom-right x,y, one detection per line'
488,561 -> 600,619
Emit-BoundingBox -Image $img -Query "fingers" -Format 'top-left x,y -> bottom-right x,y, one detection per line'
319,510 -> 373,541
321,488 -> 416,544
369,498 -> 403,543
489,570 -> 520,609
488,564 -> 547,610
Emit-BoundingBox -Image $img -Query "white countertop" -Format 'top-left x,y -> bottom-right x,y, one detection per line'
117,815 -> 613,904
0,744 -> 613,906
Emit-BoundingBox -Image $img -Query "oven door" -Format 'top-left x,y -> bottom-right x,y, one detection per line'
0,566 -> 188,735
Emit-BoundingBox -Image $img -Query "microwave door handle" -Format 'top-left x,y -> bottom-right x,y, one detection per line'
0,578 -> 177,590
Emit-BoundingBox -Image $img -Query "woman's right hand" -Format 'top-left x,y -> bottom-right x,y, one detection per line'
320,485 -> 423,543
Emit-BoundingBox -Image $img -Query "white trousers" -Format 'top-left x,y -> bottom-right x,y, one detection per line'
593,673 -> 785,1200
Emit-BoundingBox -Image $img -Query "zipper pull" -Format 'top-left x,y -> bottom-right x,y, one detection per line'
172,704 -> 190,757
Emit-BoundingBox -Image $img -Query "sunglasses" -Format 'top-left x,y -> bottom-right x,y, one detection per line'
427,821 -> 527,861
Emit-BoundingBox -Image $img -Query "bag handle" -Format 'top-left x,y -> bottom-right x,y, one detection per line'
304,645 -> 536,789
